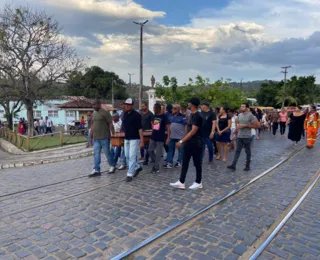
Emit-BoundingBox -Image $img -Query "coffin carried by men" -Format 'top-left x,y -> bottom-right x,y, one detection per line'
111,131 -> 152,147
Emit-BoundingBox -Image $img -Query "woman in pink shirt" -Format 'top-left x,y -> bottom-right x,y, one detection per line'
279,108 -> 288,136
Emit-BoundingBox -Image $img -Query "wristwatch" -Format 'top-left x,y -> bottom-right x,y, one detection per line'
179,140 -> 183,144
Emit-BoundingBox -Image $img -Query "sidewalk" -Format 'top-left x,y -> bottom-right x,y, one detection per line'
0,139 -> 93,169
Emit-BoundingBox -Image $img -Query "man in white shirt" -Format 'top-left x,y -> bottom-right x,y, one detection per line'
45,116 -> 53,134
39,117 -> 46,134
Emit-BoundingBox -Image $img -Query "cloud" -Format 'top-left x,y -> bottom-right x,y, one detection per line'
1,0 -> 319,83
41,0 -> 165,19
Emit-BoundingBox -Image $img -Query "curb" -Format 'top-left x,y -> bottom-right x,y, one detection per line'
0,151 -> 94,170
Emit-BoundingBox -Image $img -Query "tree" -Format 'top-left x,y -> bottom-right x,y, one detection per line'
66,66 -> 128,100
155,75 -> 245,109
0,5 -> 83,136
256,81 -> 282,107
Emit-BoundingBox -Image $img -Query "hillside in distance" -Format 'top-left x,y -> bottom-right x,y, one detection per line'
228,80 -> 276,92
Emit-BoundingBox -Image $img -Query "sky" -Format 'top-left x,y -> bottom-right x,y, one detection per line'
2,0 -> 320,85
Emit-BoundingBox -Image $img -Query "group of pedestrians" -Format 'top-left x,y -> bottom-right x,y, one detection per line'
88,98 -> 320,189
33,116 -> 53,135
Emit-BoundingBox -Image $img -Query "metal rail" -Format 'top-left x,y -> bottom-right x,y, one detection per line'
249,171 -> 320,260
111,146 -> 306,260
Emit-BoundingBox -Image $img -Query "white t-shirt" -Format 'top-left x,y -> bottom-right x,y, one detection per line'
34,121 -> 39,127
39,119 -> 45,126
113,120 -> 122,133
251,128 -> 256,136
46,119 -> 52,127
231,116 -> 238,130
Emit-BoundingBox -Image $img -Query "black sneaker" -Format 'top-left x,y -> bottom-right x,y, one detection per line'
143,161 -> 149,166
152,168 -> 160,174
227,165 -> 236,171
244,166 -> 251,171
133,167 -> 143,177
88,171 -> 101,178
126,176 -> 133,182
174,162 -> 182,168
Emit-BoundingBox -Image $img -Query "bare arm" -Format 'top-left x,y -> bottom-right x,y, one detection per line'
166,124 -> 171,144
139,129 -> 144,148
210,120 -> 217,139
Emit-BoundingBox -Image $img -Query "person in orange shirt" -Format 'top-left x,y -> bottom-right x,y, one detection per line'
304,105 -> 320,149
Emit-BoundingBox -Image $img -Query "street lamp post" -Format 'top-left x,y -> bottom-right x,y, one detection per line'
133,20 -> 148,108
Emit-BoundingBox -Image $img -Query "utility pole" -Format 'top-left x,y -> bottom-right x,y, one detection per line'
281,66 -> 291,108
128,73 -> 134,88
133,20 -> 148,108
240,78 -> 244,89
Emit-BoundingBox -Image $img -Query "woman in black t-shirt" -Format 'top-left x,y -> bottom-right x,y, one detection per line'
216,107 -> 231,162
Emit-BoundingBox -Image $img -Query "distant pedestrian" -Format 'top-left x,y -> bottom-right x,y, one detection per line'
270,109 -> 280,136
287,106 -> 305,145
34,119 -> 39,135
88,99 -> 116,177
227,104 -> 259,171
122,98 -> 144,182
170,97 -> 204,190
45,117 -> 53,134
39,117 -> 46,134
304,105 -> 320,149
216,107 -> 231,162
148,103 -> 170,173
279,108 -> 288,137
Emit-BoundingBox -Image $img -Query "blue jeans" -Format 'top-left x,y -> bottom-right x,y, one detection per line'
94,139 -> 115,172
111,146 -> 122,165
120,149 -> 127,166
201,136 -> 214,162
124,139 -> 141,177
167,139 -> 183,165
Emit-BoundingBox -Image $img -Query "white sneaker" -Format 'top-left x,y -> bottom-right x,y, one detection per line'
189,182 -> 203,190
118,165 -> 127,170
91,169 -> 96,174
108,166 -> 116,174
170,181 -> 185,190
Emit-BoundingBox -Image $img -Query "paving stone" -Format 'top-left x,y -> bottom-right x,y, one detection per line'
68,248 -> 87,258
233,244 -> 246,256
54,251 -> 71,260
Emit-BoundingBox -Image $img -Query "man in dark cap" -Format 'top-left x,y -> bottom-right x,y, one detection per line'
200,101 -> 217,163
170,97 -> 204,190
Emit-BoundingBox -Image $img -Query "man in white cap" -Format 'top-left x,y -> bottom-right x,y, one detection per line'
122,98 -> 144,182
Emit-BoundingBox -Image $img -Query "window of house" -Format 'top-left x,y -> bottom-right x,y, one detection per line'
48,110 -> 59,117
33,110 -> 41,118
66,111 -> 75,117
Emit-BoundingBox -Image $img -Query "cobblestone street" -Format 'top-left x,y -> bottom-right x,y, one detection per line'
0,134 -> 319,260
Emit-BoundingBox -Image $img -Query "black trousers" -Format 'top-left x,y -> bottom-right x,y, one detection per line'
280,122 -> 286,135
231,138 -> 252,167
180,140 -> 203,184
272,122 -> 278,136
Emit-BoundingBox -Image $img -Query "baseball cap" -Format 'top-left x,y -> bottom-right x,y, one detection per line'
188,97 -> 201,107
202,101 -> 210,107
124,98 -> 134,105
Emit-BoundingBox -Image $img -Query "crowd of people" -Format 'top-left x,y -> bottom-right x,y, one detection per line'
31,116 -> 53,135
87,98 -> 320,189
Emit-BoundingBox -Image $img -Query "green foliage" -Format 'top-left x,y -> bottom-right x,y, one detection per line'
155,75 -> 246,109
256,76 -> 320,107
66,66 -> 128,100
